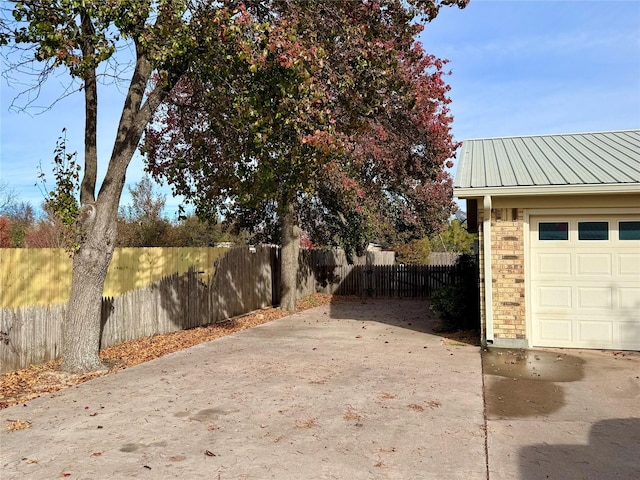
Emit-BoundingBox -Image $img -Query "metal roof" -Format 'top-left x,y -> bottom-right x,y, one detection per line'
454,130 -> 640,197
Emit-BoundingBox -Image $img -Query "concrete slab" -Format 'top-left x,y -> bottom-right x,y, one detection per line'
0,299 -> 486,480
483,348 -> 640,480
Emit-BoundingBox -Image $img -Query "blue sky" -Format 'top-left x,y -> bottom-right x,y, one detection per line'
1,0 -> 639,218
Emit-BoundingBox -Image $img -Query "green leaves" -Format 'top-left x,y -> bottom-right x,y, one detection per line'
6,0 -> 197,79
37,130 -> 82,254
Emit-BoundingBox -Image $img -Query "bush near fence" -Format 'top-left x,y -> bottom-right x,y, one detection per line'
0,246 -> 472,373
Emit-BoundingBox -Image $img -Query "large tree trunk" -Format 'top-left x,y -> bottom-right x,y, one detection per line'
61,204 -> 115,372
59,39 -> 170,372
280,201 -> 300,312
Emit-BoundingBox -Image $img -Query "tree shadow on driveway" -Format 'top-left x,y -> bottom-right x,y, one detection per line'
519,418 -> 640,480
327,297 -> 480,346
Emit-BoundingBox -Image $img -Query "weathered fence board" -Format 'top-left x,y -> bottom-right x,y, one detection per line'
0,247 -> 228,308
0,246 -> 278,372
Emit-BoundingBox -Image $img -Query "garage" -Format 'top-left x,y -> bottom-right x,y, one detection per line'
454,129 -> 640,350
529,213 -> 640,350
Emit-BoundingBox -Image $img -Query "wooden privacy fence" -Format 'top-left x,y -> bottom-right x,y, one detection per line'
313,264 -> 469,298
0,247 -> 228,308
0,246 -> 394,309
0,246 -> 278,373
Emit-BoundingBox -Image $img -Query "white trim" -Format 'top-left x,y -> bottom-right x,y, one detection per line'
526,207 -> 640,216
523,209 -> 533,348
454,184 -> 640,199
483,195 -> 493,343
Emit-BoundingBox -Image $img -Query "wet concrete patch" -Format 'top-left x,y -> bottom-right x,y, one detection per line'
486,378 -> 565,417
483,348 -> 586,419
483,348 -> 585,382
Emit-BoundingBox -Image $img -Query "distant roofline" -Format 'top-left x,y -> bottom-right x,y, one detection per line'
462,128 -> 640,142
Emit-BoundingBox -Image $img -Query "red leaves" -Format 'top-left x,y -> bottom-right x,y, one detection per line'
0,217 -> 12,248
142,0 -> 462,249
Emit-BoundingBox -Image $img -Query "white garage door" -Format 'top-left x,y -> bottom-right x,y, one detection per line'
530,214 -> 640,350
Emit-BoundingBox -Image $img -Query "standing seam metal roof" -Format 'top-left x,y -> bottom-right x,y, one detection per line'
454,130 -> 640,191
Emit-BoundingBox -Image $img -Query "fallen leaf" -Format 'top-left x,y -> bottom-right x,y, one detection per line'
6,419 -> 31,432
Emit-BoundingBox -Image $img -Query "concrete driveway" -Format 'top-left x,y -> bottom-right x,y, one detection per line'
1,299 -> 638,479
483,346 -> 640,480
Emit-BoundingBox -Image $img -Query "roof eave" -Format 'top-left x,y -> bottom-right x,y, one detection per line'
453,183 -> 640,199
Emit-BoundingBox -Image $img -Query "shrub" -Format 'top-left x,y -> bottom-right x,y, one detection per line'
430,254 -> 479,331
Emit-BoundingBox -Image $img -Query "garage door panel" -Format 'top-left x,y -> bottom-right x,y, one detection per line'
620,322 -> 640,347
576,253 -> 612,276
530,214 -> 640,351
536,253 -> 572,276
618,254 -> 640,276
535,285 -> 572,308
619,287 -> 640,310
577,320 -> 613,343
577,287 -> 612,309
538,319 -> 572,344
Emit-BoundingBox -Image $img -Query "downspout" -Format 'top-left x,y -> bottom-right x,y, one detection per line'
483,195 -> 494,344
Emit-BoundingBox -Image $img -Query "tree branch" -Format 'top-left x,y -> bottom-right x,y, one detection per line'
80,10 -> 98,204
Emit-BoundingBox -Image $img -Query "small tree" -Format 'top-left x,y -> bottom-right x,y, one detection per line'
116,176 -> 171,247
3,201 -> 36,247
36,132 -> 82,253
394,237 -> 432,265
0,181 -> 17,214
430,218 -> 475,253
0,217 -> 11,247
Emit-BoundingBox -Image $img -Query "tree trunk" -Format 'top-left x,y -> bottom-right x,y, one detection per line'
61,204 -> 115,372
59,41 -> 169,372
280,201 -> 300,312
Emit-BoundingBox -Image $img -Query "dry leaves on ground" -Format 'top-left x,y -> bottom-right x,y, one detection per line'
5,419 -> 31,432
0,294 -> 337,410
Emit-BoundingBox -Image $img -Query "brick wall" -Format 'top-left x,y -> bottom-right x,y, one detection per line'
491,208 -> 526,339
